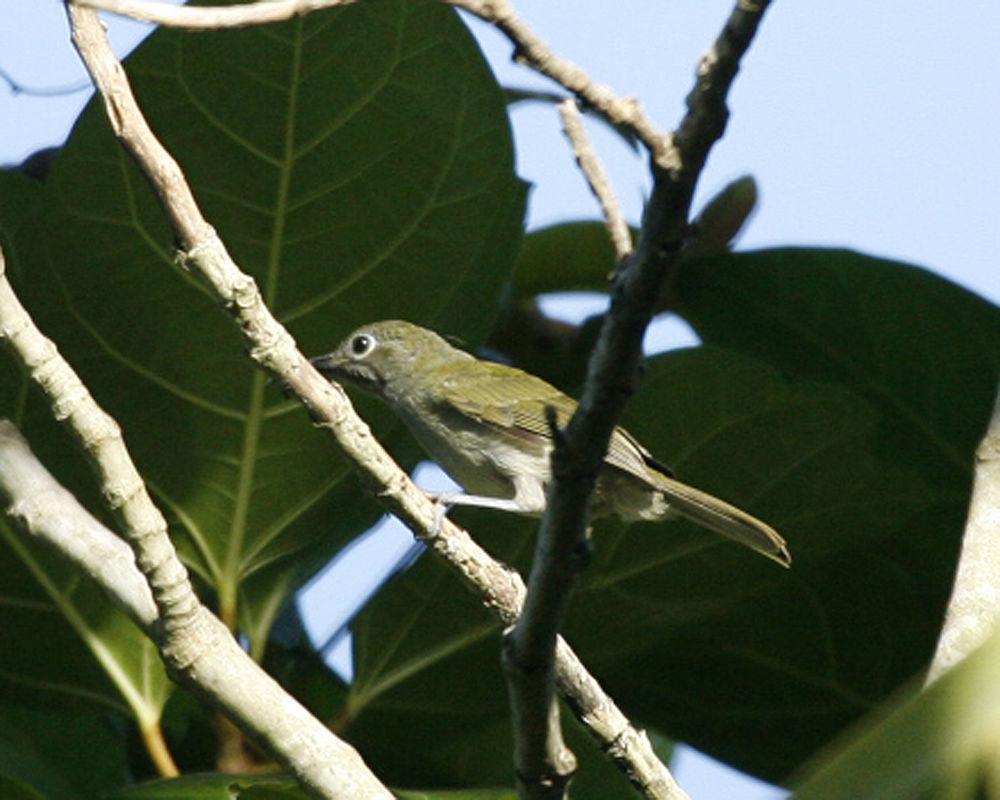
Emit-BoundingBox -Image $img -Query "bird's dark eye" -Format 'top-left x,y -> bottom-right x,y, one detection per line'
350,333 -> 376,357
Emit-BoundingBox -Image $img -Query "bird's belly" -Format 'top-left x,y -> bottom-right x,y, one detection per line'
593,467 -> 672,521
406,417 -> 551,500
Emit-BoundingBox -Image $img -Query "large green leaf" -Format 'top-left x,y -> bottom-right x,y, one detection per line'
106,773 -> 304,799
674,248 -> 998,491
0,698 -> 132,800
0,775 -> 44,800
794,624 -> 1000,800
8,0 -> 522,650
510,221 -> 619,298
0,519 -> 170,729
565,347 -> 945,780
107,772 -> 518,799
1,0 -> 522,791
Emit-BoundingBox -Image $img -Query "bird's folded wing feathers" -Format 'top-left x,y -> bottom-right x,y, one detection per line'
437,363 -> 666,480
439,364 -> 574,435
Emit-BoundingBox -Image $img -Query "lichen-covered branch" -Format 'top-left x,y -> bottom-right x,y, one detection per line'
0,419 -> 158,631
0,417 -> 392,800
0,244 -> 392,800
0,244 -> 198,636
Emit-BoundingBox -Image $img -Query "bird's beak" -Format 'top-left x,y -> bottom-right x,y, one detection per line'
309,353 -> 343,379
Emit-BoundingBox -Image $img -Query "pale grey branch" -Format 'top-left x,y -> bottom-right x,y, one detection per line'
0,420 -> 158,630
0,244 -> 198,633
78,0 -> 355,28
0,237 -> 392,800
0,421 -> 392,799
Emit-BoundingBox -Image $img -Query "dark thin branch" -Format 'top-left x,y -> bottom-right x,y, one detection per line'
507,3 -> 772,798
0,65 -> 91,97
503,408 -> 581,799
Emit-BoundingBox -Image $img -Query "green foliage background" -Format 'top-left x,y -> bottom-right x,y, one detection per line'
0,2 -> 998,798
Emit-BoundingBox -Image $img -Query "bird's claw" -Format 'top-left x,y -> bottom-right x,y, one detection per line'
426,492 -> 455,536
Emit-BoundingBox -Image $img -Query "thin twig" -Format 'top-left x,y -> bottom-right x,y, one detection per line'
64,3 -> 683,797
451,0 -> 673,166
0,417 -> 391,800
558,99 -> 633,263
502,650 -> 575,800
0,66 -> 91,97
926,383 -> 1000,685
79,0 -> 675,166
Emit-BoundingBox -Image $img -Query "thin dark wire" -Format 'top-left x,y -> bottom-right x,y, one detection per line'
1,66 -> 92,97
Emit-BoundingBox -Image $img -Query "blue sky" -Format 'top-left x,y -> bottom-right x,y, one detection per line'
3,2 -> 998,797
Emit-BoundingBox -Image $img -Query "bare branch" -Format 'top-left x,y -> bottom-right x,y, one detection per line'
81,0 -> 677,167
503,413 -> 579,800
0,243 -> 198,635
574,0 -> 774,449
451,0 -> 673,167
0,65 -> 90,97
0,420 -> 158,631
926,383 -> 1000,685
554,639 -> 687,798
0,418 -> 392,800
503,409 -> 580,800
64,3 -> 681,795
77,0 -> 355,28
503,645 -> 576,799
558,99 -> 632,263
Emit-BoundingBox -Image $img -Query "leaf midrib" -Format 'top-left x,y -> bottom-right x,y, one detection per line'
221,18 -> 307,627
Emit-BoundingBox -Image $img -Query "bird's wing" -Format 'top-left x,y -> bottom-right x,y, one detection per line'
607,426 -> 674,482
437,361 -> 666,482
437,361 -> 574,438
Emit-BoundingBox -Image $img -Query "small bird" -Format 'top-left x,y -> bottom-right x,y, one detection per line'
311,320 -> 790,567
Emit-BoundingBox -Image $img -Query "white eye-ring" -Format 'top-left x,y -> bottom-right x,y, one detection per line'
349,333 -> 377,358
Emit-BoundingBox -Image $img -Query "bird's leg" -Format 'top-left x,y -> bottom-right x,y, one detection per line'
425,492 -> 530,535
428,492 -> 526,513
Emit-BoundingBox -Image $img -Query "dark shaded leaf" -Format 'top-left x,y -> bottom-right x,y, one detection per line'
794,624 -> 1000,800
0,700 -> 131,800
510,221 -> 618,298
9,0 -> 522,650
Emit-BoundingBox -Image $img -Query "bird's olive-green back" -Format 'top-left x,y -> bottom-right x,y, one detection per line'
428,357 -> 665,485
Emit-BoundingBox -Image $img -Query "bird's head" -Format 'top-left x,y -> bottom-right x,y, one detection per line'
310,320 -> 468,400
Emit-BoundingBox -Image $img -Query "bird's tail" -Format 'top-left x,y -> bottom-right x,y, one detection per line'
652,471 -> 791,567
